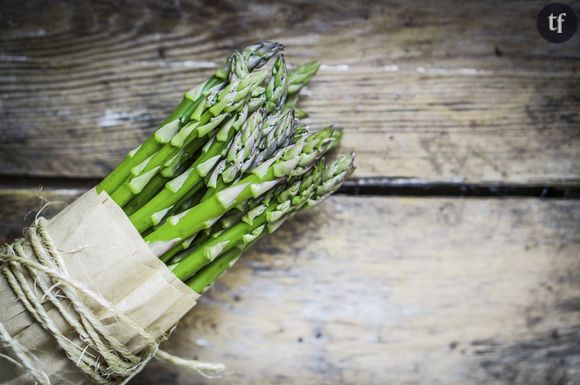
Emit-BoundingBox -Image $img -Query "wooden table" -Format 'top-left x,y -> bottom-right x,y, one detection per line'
1,1 -> 579,384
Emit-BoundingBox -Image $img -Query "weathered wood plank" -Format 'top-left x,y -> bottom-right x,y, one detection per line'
1,189 -> 578,384
0,188 -> 81,243
1,0 -> 579,184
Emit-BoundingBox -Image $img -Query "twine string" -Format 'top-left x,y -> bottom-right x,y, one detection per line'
0,217 -> 224,385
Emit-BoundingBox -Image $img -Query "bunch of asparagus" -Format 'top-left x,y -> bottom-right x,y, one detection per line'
97,41 -> 354,294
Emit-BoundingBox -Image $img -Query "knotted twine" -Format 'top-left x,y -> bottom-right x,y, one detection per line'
0,216 -> 224,385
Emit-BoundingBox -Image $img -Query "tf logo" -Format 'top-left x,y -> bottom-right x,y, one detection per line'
537,3 -> 577,43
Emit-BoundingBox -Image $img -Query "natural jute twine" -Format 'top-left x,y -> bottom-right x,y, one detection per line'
0,216 -> 224,385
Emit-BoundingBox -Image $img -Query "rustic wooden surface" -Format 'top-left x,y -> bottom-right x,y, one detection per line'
1,1 -> 580,384
0,189 -> 579,384
1,0 -> 579,184
138,196 -> 580,385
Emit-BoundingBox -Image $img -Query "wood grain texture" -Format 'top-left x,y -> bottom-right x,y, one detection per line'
1,0 -> 579,184
1,189 -> 578,385
0,188 -> 81,243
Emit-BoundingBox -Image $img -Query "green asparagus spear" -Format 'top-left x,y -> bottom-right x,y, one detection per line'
184,153 -> 355,290
199,109 -> 296,202
287,61 -> 320,95
144,127 -> 341,256
282,60 -> 320,118
98,42 -> 283,195
250,110 -> 296,168
265,55 -> 288,113
123,173 -> 168,216
170,161 -> 325,280
158,96 -> 313,263
95,42 -> 358,296
129,108 -> 264,233
109,68 -> 268,206
186,244 -> 248,294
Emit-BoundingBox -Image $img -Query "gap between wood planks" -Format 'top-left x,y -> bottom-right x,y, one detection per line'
0,176 -> 578,199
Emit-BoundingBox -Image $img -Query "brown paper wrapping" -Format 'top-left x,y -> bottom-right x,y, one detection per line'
0,189 -> 199,384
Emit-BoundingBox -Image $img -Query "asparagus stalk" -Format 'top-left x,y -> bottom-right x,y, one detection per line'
199,109 -> 295,202
287,61 -> 320,95
98,42 -> 283,195
198,55 -> 290,201
144,127 -> 342,256
186,244 -> 248,294
283,61 -> 320,118
265,56 -> 288,113
125,66 -> 270,219
184,153 -> 355,292
109,66 -> 268,207
95,42 -> 356,294
250,111 -> 297,168
170,161 -> 325,280
123,136 -> 206,215
128,108 -> 264,233
123,173 -> 168,216
161,58 -> 297,224
135,79 -> 265,231
145,59 -> 313,251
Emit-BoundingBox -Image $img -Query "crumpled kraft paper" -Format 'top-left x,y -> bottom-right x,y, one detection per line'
0,188 -> 199,384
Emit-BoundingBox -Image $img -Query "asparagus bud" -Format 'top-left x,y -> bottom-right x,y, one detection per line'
109,70 -> 268,206
265,55 -> 288,113
287,61 -> 320,94
169,161 -> 324,280
145,127 -> 341,256
129,108 -> 264,233
242,41 -> 285,71
182,154 -> 355,290
98,42 -> 283,195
